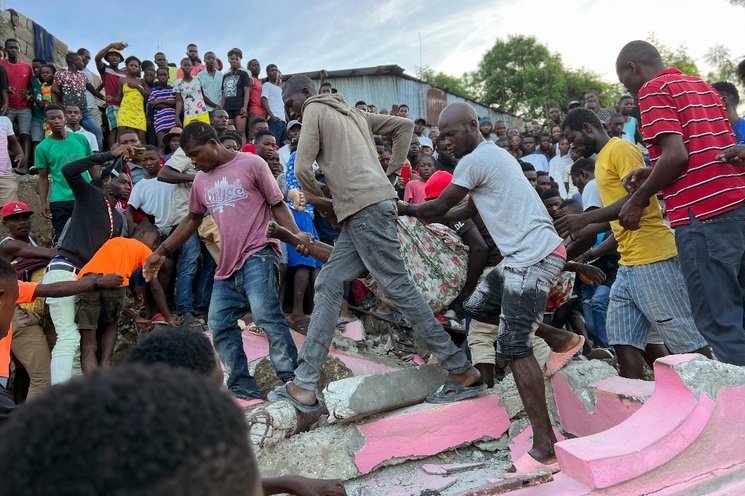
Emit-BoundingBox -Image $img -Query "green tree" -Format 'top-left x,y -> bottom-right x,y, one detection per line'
476,35 -> 567,117
704,44 -> 738,84
646,33 -> 700,76
416,65 -> 476,100
564,68 -> 626,111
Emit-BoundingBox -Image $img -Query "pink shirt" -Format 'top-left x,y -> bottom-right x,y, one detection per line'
177,63 -> 206,79
189,152 -> 282,279
404,179 -> 427,204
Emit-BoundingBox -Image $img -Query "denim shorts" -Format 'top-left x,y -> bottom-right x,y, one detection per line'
464,253 -> 565,361
8,108 -> 31,135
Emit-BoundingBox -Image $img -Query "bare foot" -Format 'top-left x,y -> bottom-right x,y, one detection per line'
527,448 -> 557,465
286,381 -> 318,407
446,365 -> 482,388
555,333 -> 582,354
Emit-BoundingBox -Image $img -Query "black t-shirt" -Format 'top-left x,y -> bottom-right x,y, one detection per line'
58,152 -> 126,268
436,157 -> 457,174
221,69 -> 250,111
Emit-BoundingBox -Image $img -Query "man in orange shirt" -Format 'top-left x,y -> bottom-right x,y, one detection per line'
76,221 -> 160,374
0,257 -> 123,421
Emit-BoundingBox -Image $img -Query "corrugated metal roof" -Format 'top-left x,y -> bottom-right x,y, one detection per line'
282,65 -> 519,127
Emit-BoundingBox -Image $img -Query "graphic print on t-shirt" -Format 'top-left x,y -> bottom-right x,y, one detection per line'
223,75 -> 238,98
205,176 -> 248,213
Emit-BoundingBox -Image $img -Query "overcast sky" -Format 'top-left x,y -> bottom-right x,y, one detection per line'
12,0 -> 745,84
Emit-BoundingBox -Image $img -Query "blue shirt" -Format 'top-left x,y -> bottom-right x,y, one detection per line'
733,118 -> 745,144
522,153 -> 549,173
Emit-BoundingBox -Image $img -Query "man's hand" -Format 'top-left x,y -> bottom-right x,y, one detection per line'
618,198 -> 647,231
41,202 -> 52,220
165,314 -> 184,327
109,41 -> 128,51
268,115 -> 279,123
294,233 -> 315,257
112,144 -> 136,161
174,118 -> 182,128
622,168 -> 652,194
12,153 -> 27,174
716,144 -> 745,165
143,252 -> 166,282
554,213 -> 588,238
396,200 -> 410,216
97,273 -> 125,288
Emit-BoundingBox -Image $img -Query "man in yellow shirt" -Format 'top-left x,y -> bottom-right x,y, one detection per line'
555,109 -> 711,378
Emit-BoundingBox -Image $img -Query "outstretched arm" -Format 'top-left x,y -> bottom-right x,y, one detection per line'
33,273 -> 124,298
400,183 -> 470,219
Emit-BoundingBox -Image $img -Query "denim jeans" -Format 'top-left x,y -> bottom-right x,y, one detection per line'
208,246 -> 297,399
176,230 -> 215,316
80,108 -> 104,151
294,199 -> 471,391
268,119 -> 287,146
675,205 -> 745,365
43,268 -> 82,384
50,201 -> 75,246
581,284 -> 610,348
464,253 -> 565,361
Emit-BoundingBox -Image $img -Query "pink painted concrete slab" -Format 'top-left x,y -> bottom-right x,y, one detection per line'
508,426 -> 565,462
592,375 -> 654,399
556,356 -> 715,489
340,319 -> 364,341
552,371 -> 646,437
412,355 -> 426,365
354,394 -> 509,474
505,472 -> 592,495
234,398 -> 263,408
242,330 -> 396,376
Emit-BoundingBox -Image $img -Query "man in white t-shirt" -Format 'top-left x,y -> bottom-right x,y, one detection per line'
0,116 -> 25,207
400,102 -> 582,475
64,105 -> 99,153
125,146 -> 175,236
261,64 -> 287,145
569,157 -> 602,211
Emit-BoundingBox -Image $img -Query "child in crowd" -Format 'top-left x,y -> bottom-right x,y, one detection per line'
148,67 -> 177,154
125,146 -> 175,236
174,58 -> 209,127
219,131 -> 242,152
116,56 -> 149,143
404,153 -> 436,204
75,221 -> 161,374
221,49 -> 251,145
246,58 -> 266,140
95,42 -> 128,149
548,137 -> 571,198
618,95 -> 642,143
197,51 -> 223,112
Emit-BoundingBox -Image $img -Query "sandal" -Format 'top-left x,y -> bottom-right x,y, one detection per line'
289,316 -> 311,335
426,381 -> 487,404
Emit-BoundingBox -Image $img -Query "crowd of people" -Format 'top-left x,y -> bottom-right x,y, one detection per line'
0,35 -> 744,491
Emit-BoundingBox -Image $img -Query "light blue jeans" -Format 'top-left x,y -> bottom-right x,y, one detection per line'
208,246 -> 297,399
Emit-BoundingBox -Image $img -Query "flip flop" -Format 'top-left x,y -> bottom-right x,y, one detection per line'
544,335 -> 585,379
504,452 -> 560,478
267,383 -> 324,414
336,317 -> 358,329
289,316 -> 311,335
152,313 -> 166,322
426,381 -> 487,404
181,313 -> 204,329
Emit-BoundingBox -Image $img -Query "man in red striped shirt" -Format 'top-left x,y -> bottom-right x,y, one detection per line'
615,40 -> 745,366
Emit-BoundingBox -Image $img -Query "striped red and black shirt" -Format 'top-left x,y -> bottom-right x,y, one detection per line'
639,68 -> 745,227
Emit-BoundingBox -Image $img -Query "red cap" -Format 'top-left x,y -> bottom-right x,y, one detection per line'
1,201 -> 33,219
424,170 -> 453,200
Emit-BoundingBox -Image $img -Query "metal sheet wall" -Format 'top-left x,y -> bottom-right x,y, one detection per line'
308,75 -> 518,128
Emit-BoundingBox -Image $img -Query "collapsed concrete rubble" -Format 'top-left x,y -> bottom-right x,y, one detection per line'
238,318 -> 745,495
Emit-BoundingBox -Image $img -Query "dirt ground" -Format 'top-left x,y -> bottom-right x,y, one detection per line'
17,174 -> 53,247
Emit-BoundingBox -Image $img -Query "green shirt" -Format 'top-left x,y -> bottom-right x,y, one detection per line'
34,132 -> 92,202
31,77 -> 44,123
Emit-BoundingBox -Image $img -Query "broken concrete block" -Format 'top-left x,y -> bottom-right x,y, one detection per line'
363,468 -> 459,496
340,319 -> 365,341
354,393 -> 510,474
556,354 -> 745,491
242,329 -> 398,377
551,359 -> 650,437
421,462 -> 485,475
323,364 -> 448,423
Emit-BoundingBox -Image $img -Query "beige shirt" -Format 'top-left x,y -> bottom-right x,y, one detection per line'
294,94 -> 414,222
163,147 -> 197,224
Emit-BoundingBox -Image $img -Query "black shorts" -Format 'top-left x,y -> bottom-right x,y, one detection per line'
225,108 -> 243,120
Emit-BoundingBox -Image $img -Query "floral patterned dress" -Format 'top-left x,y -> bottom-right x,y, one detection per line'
363,216 -> 468,314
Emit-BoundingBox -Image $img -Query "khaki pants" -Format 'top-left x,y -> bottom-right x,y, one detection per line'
467,265 -> 551,371
198,215 -> 221,263
0,176 -> 18,207
10,307 -> 53,401
88,106 -> 103,128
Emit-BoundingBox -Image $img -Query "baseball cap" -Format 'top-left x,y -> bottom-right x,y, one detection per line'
287,120 -> 302,130
424,171 -> 453,200
1,201 -> 33,219
419,136 -> 433,149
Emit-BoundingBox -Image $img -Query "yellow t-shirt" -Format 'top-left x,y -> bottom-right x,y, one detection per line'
594,138 -> 677,266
